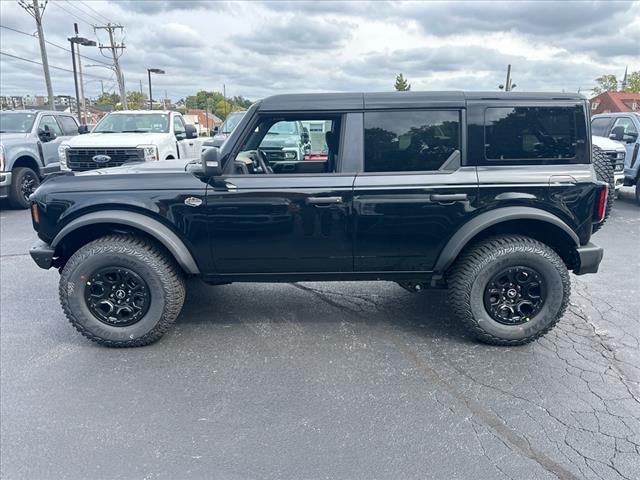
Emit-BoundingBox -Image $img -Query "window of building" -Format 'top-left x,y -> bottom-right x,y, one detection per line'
38,115 -> 63,136
591,102 -> 600,110
364,110 -> 460,172
484,107 -> 580,161
57,115 -> 79,136
590,117 -> 611,137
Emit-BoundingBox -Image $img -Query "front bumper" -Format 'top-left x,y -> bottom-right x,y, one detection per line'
0,171 -> 12,199
29,239 -> 55,269
574,242 -> 604,275
614,172 -> 624,190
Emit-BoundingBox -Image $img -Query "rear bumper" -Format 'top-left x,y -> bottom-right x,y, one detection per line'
29,239 -> 55,269
574,242 -> 604,275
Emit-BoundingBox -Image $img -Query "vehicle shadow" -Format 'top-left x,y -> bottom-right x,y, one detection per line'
177,278 -> 474,344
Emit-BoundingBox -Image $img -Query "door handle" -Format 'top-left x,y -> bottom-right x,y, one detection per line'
430,193 -> 468,203
306,196 -> 343,205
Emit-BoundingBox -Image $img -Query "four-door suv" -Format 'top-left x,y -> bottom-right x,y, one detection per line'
592,112 -> 640,203
29,91 -> 608,348
58,110 -> 201,172
0,110 -> 82,208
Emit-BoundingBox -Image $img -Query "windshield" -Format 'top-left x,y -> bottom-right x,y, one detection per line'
267,121 -> 299,135
0,112 -> 36,133
94,113 -> 169,133
221,113 -> 244,134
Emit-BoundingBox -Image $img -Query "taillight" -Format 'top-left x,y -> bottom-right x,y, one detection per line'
31,203 -> 40,226
593,184 -> 608,223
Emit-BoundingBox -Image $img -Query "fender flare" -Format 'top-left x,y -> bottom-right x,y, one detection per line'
433,206 -> 580,274
51,210 -> 200,274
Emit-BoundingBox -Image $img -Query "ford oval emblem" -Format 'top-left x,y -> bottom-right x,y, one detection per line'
92,154 -> 111,164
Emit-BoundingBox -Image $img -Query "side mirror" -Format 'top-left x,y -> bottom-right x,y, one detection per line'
202,146 -> 223,176
609,126 -> 625,141
38,125 -> 56,142
185,124 -> 198,139
301,131 -> 310,143
78,125 -> 89,134
213,126 -> 219,134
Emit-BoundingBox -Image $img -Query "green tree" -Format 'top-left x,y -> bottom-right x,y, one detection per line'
624,71 -> 640,93
126,91 -> 148,110
95,92 -> 120,108
593,74 -> 618,95
394,73 -> 411,91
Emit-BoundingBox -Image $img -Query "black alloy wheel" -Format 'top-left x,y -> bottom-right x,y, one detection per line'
483,266 -> 545,325
20,170 -> 38,202
84,267 -> 151,327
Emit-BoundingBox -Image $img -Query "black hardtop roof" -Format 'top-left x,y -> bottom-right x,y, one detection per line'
257,91 -> 586,112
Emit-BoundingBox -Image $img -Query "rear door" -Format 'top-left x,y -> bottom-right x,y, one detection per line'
206,113 -> 360,275
352,108 -> 478,272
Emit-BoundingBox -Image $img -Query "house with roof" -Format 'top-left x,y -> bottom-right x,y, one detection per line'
590,91 -> 640,115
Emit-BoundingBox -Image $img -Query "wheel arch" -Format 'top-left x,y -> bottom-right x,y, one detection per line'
51,211 -> 200,275
12,155 -> 41,174
435,207 -> 580,275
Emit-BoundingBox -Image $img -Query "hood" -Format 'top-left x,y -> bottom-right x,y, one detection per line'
64,131 -> 168,147
0,132 -> 30,145
592,135 -> 625,152
75,158 -> 194,176
260,134 -> 299,149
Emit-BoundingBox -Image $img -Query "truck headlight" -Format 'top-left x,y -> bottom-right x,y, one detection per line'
0,145 -> 5,171
137,145 -> 159,161
284,151 -> 297,160
58,144 -> 70,170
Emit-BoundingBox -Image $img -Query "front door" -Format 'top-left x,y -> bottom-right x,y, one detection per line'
206,114 -> 356,275
37,114 -> 66,169
352,109 -> 478,272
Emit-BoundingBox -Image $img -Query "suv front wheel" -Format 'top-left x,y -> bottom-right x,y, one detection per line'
59,235 -> 186,347
448,235 -> 570,346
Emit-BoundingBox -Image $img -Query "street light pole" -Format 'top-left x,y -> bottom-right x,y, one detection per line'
147,68 -> 165,110
68,34 -> 96,124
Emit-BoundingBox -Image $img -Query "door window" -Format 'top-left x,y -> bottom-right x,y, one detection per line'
173,115 -> 186,135
57,116 -> 79,136
38,115 -> 63,136
235,117 -> 340,174
364,110 -> 460,172
484,106 -> 581,161
590,117 -> 611,137
612,117 -> 638,136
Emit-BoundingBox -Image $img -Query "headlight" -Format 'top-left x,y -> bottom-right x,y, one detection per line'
0,145 -> 5,171
284,151 -> 297,160
137,145 -> 159,161
58,143 -> 70,170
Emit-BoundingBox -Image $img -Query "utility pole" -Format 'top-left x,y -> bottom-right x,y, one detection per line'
19,0 -> 55,110
499,64 -> 516,91
74,24 -> 87,124
95,24 -> 127,108
223,83 -> 227,118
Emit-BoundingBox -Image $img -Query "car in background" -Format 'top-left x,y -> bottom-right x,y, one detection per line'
591,135 -> 625,191
592,112 -> 640,203
58,110 -> 201,172
208,111 -> 245,148
0,110 -> 82,208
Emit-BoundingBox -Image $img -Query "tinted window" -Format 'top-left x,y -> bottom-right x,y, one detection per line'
57,116 -> 78,136
591,117 -> 611,136
485,107 -> 579,160
38,115 -> 63,136
364,111 -> 460,172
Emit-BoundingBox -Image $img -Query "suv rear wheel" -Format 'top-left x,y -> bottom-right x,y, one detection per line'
448,235 -> 570,346
59,235 -> 186,347
8,167 -> 39,209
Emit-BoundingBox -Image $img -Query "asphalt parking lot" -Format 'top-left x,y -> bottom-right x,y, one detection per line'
1,189 -> 639,480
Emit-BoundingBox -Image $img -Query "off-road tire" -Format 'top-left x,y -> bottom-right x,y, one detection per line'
448,235 -> 570,346
8,167 -> 39,209
592,145 -> 614,233
59,234 -> 186,347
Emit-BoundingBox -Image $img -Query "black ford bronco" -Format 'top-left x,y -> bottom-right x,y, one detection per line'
29,91 -> 608,347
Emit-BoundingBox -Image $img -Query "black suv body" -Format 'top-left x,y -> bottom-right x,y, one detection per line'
29,91 -> 608,347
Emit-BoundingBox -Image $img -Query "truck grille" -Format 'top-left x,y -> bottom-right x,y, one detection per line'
67,147 -> 144,172
604,150 -> 625,173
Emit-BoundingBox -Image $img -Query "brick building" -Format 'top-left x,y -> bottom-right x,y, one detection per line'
590,91 -> 640,115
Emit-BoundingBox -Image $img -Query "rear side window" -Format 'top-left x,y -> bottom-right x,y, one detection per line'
364,110 -> 460,172
57,116 -> 78,136
591,117 -> 611,137
485,107 -> 583,161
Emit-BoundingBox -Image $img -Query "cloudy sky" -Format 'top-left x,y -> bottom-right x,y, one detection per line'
1,0 -> 638,102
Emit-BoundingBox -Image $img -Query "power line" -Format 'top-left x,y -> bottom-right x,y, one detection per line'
49,1 -> 94,27
77,0 -> 113,25
64,0 -> 104,25
0,51 -> 111,80
0,24 -> 111,66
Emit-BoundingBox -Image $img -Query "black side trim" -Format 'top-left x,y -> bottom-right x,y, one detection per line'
574,242 -> 603,275
29,239 -> 55,269
51,211 -> 200,274
433,206 -> 580,274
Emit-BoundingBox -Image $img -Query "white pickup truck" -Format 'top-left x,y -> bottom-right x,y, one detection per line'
59,110 -> 202,172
